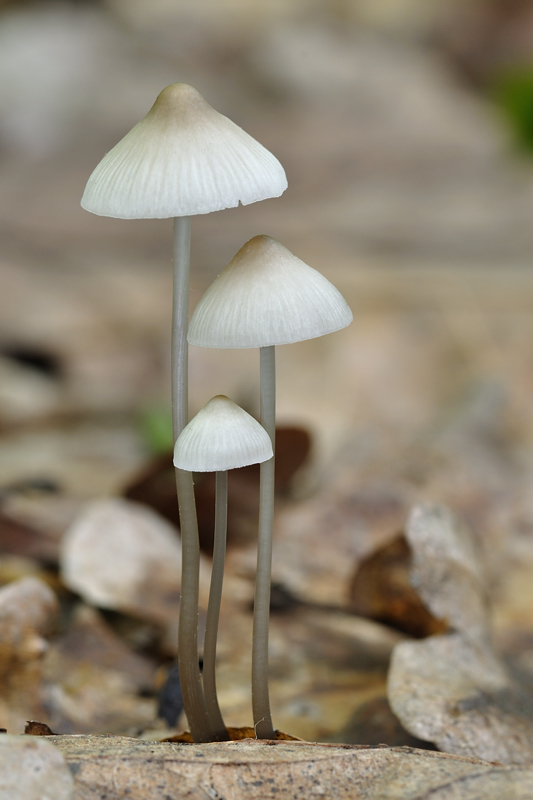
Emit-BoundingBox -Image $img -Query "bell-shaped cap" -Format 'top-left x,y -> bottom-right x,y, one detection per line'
81,83 -> 287,219
188,235 -> 353,348
174,395 -> 273,472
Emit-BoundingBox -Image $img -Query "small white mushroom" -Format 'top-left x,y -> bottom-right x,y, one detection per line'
188,235 -> 352,737
174,396 -> 272,739
173,395 -> 273,472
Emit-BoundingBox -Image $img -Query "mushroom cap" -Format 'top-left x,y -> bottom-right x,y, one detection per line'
173,395 -> 273,472
81,83 -> 287,219
188,235 -> 353,348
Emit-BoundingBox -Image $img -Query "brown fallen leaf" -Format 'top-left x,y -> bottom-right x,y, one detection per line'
348,534 -> 448,638
49,734 -> 533,800
388,503 -> 533,765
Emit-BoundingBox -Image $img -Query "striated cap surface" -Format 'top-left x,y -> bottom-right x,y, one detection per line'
174,395 -> 273,472
188,235 -> 353,348
81,84 -> 287,219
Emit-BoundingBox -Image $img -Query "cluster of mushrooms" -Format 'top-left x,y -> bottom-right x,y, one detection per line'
81,84 -> 352,743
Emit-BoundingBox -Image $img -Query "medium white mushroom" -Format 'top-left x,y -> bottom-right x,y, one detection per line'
174,395 -> 272,739
81,83 -> 287,219
81,85 -> 287,743
188,234 -> 352,737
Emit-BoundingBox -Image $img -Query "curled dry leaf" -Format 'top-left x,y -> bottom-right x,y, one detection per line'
405,504 -> 490,641
48,735 -> 533,800
388,503 -> 533,765
389,633 -> 533,766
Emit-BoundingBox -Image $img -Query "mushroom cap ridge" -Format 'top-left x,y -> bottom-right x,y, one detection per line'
188,235 -> 353,349
81,84 -> 287,219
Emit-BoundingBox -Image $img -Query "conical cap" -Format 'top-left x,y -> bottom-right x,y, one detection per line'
173,395 -> 273,472
81,84 -> 287,219
188,235 -> 353,348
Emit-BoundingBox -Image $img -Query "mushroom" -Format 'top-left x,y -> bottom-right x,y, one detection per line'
81,85 -> 287,742
188,234 -> 353,737
174,395 -> 273,740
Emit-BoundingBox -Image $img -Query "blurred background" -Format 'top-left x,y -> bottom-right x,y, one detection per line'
2,0 -> 533,744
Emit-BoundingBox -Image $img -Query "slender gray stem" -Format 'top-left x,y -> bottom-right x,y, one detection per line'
175,469 -> 211,741
172,216 -> 211,742
202,470 -> 229,740
172,216 -> 191,438
252,344 -> 276,739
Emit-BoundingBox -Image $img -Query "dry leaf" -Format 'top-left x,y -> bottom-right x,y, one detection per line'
60,498 -> 211,623
388,503 -> 533,765
389,633 -> 533,765
405,504 -> 490,641
49,734 -> 533,800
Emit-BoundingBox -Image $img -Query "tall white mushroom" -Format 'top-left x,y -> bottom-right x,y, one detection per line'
174,395 -> 273,739
188,234 -> 353,737
81,85 -> 287,743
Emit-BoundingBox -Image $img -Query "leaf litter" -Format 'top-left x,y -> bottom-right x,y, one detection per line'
2,4 -> 533,795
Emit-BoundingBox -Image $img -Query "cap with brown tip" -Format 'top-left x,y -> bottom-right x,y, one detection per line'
173,395 -> 273,472
188,235 -> 353,349
81,84 -> 287,219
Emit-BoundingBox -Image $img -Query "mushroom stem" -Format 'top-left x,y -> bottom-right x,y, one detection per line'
202,470 -> 230,740
172,216 -> 211,742
175,469 -> 211,741
171,216 -> 191,436
252,344 -> 276,739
